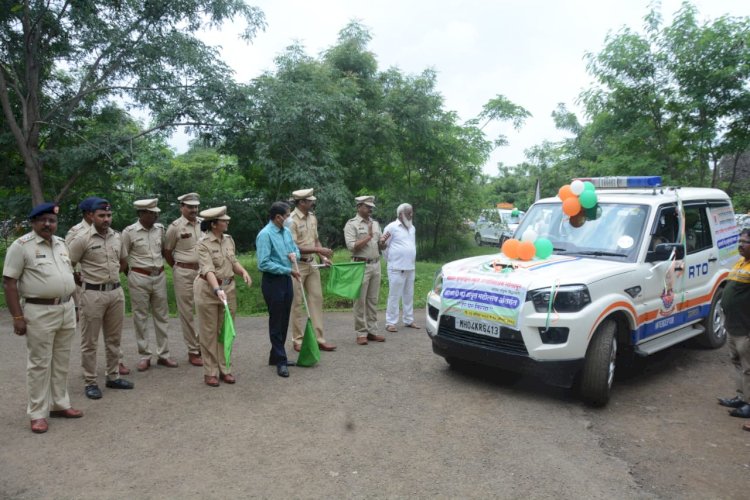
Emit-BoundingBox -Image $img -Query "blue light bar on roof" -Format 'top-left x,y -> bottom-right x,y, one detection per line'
575,176 -> 662,188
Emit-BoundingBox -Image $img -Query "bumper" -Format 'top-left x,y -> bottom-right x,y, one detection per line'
428,325 -> 584,388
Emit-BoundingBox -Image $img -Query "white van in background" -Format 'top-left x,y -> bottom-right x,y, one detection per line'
474,208 -> 524,246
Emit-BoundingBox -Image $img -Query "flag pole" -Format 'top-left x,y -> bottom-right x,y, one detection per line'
293,260 -> 311,319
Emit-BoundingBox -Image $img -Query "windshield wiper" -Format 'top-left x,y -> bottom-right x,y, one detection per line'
575,250 -> 628,257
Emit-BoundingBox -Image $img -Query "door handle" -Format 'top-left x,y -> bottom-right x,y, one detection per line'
708,257 -> 717,262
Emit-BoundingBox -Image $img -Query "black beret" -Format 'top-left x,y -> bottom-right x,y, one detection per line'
78,196 -> 99,212
90,198 -> 112,211
28,202 -> 59,219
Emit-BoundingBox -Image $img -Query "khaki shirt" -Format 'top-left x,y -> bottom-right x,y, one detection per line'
68,226 -> 122,284
3,232 -> 76,299
344,215 -> 382,260
290,207 -> 319,249
197,232 -> 237,280
165,216 -> 201,264
121,221 -> 165,268
65,219 -> 91,245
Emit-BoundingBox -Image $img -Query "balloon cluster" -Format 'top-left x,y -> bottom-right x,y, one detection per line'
558,180 -> 598,227
501,229 -> 554,261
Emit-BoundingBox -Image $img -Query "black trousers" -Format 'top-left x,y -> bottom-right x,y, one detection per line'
261,272 -> 293,366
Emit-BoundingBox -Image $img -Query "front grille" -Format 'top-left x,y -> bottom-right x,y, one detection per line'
437,315 -> 528,356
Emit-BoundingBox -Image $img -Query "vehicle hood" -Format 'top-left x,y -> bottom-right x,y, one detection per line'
441,253 -> 633,291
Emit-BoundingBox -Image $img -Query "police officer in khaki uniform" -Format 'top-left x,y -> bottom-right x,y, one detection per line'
121,199 -> 177,371
66,197 -> 130,376
193,206 -> 251,387
344,195 -> 387,345
164,193 -> 203,366
68,198 -> 134,399
3,203 -> 83,434
289,189 -> 336,352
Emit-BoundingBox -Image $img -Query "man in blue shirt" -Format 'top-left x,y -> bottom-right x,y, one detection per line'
256,202 -> 301,377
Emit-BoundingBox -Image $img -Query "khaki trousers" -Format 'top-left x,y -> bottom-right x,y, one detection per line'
291,261 -> 326,346
128,272 -> 170,359
173,266 -> 200,355
728,333 -> 750,400
194,278 -> 236,377
80,288 -> 125,385
354,261 -> 381,336
24,301 -> 76,419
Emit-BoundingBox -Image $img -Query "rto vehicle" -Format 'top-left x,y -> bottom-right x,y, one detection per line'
426,177 -> 739,406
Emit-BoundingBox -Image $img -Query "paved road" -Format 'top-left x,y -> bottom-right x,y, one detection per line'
0,310 -> 747,499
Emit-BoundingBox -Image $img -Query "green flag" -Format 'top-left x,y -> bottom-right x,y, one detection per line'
326,261 -> 366,299
218,302 -> 236,372
296,318 -> 321,367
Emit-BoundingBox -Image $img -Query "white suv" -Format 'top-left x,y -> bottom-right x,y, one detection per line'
426,177 -> 739,406
474,208 -> 524,246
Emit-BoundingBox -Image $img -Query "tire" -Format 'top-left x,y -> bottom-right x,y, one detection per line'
697,287 -> 727,349
474,233 -> 482,246
579,319 -> 617,407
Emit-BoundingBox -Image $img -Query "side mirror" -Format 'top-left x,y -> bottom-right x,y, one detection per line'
646,243 -> 685,262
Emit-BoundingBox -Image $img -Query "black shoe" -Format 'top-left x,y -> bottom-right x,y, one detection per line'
718,396 -> 746,408
105,378 -> 134,390
277,364 -> 289,378
729,404 -> 750,418
85,384 -> 102,400
286,361 -> 296,367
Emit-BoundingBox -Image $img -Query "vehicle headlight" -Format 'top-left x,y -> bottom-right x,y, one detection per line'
527,285 -> 591,313
432,270 -> 444,295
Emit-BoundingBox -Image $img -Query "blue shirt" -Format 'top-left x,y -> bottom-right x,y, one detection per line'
256,221 -> 300,275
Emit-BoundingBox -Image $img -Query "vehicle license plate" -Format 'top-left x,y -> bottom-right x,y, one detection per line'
456,318 -> 501,338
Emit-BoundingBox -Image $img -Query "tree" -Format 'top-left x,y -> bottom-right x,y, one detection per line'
0,0 -> 265,206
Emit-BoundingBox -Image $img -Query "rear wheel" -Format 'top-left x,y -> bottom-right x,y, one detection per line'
579,320 -> 617,407
697,287 -> 727,348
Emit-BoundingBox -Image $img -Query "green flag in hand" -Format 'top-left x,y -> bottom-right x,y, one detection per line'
326,261 -> 366,299
218,302 -> 236,372
296,318 -> 320,367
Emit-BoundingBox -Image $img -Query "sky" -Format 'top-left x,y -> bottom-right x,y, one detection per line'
172,0 -> 750,175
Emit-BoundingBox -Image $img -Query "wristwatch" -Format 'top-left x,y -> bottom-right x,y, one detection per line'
213,287 -> 222,295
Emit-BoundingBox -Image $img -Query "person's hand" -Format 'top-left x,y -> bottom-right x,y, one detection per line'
13,317 -> 27,336
322,257 -> 332,267
380,232 -> 391,245
291,269 -> 301,281
318,247 -> 333,258
288,252 -> 297,263
367,220 -> 373,236
216,289 -> 227,303
242,272 -> 252,285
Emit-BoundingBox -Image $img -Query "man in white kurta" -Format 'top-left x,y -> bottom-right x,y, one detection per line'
381,203 -> 419,332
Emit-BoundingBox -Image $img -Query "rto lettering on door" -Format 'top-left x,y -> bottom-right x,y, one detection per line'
688,262 -> 709,278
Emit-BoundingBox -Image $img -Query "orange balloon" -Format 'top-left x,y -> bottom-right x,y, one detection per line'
558,184 -> 575,200
518,240 -> 536,261
502,238 -> 520,259
562,196 -> 581,216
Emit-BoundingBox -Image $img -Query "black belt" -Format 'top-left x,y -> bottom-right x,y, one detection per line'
84,282 -> 121,291
25,296 -> 72,305
299,257 -> 315,263
352,257 -> 379,264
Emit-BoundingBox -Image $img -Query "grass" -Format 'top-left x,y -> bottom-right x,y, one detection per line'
1,234 -> 501,316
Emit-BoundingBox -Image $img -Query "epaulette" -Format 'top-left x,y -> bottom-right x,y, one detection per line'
52,235 -> 65,243
154,222 -> 165,229
19,233 -> 35,243
225,234 -> 234,240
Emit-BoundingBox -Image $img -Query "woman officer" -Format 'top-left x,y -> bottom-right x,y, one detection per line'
194,206 -> 251,387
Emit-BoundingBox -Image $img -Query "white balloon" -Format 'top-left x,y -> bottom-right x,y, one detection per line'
522,228 -> 538,242
570,179 -> 585,195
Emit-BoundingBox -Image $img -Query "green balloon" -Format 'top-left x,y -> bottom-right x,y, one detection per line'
579,190 -> 597,209
583,181 -> 596,192
585,204 -> 602,220
511,208 -> 520,217
534,238 -> 554,259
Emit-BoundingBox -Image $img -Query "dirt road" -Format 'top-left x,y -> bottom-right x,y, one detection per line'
0,309 -> 748,499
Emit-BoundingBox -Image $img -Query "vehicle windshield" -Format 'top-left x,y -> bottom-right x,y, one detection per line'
516,202 -> 650,262
500,211 -> 523,225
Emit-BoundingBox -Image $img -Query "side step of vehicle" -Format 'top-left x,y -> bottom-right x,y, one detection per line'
634,325 -> 705,356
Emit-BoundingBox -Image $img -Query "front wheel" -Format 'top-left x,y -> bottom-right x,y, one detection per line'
474,233 -> 482,246
697,287 -> 727,348
579,320 -> 617,407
